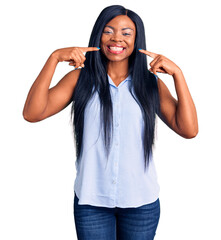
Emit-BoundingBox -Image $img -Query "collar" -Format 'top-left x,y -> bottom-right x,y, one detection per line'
107,74 -> 132,88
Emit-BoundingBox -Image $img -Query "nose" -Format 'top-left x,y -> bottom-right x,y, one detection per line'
110,31 -> 123,42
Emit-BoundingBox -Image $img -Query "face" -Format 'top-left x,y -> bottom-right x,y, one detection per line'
100,15 -> 136,62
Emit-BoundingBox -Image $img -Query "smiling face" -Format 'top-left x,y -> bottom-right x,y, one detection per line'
100,15 -> 136,62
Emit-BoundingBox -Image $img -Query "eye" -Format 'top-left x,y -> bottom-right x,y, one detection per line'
123,33 -> 131,36
103,31 -> 112,34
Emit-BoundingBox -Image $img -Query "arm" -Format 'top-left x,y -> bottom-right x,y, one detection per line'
138,49 -> 198,139
156,70 -> 198,138
23,46 -> 99,122
22,52 -> 80,122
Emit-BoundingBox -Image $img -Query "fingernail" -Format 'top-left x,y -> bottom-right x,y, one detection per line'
97,47 -> 100,49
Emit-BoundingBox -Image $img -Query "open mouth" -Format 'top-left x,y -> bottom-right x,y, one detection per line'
107,45 -> 126,54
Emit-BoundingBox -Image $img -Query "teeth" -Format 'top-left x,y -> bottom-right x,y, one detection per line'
109,46 -> 124,51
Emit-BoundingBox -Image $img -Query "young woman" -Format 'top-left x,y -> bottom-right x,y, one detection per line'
23,5 -> 198,240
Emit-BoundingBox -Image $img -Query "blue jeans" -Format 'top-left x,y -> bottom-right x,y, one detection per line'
74,192 -> 160,240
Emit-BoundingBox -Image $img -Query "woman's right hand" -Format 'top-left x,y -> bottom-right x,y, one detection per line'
52,47 -> 100,68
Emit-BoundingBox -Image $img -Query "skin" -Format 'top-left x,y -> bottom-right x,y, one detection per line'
100,15 -> 136,85
22,47 -> 99,122
23,15 -> 198,139
139,49 -> 199,138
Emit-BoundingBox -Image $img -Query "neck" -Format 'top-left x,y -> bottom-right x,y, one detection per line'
107,59 -> 129,80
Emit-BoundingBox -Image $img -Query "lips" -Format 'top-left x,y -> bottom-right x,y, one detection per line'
107,44 -> 126,54
109,46 -> 124,51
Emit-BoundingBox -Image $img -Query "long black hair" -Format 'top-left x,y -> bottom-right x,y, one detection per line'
71,5 -> 161,172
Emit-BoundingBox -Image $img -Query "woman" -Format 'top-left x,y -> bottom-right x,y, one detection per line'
23,5 -> 198,240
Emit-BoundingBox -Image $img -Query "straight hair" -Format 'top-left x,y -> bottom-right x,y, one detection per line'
71,5 -> 161,172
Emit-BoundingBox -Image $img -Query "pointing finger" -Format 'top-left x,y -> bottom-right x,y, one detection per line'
138,49 -> 158,58
80,47 -> 100,53
149,55 -> 161,68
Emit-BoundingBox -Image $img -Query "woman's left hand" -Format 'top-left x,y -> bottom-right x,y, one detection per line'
139,49 -> 181,76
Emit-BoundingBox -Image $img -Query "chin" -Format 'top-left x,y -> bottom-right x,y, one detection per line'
106,56 -> 127,62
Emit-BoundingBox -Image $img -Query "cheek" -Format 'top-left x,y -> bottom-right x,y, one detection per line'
128,40 -> 135,51
100,37 -> 104,46
100,36 -> 109,51
100,34 -> 109,43
100,37 -> 105,52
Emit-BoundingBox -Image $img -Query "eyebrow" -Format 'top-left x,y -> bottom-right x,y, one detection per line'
105,25 -> 134,31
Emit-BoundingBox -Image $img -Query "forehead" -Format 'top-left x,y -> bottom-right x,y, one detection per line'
105,15 -> 136,30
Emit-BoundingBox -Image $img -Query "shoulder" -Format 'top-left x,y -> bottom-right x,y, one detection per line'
57,68 -> 82,90
65,68 -> 81,84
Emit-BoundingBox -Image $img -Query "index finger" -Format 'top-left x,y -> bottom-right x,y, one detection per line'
139,49 -> 158,58
80,47 -> 100,52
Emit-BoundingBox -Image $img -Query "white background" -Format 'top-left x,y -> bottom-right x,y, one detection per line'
1,0 -> 220,239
